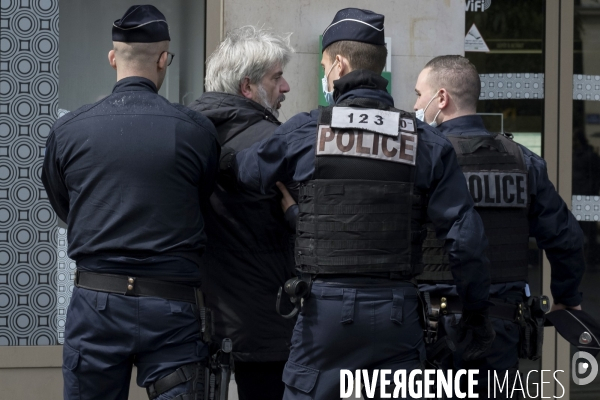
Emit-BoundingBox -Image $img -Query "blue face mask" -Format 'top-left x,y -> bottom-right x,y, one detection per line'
321,60 -> 338,105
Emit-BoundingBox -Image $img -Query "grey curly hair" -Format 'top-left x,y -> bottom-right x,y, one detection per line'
204,26 -> 294,94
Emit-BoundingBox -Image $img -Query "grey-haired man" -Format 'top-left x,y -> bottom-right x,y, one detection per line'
188,26 -> 294,400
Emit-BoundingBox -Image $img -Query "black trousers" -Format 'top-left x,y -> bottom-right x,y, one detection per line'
235,361 -> 287,400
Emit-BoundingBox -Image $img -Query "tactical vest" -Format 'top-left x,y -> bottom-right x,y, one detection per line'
295,98 -> 426,276
419,132 -> 530,283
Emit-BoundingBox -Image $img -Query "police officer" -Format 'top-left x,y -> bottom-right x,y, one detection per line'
414,55 -> 585,398
223,9 -> 495,399
41,5 -> 219,400
188,26 -> 295,400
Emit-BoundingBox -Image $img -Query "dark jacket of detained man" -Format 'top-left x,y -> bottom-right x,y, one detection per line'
189,93 -> 296,364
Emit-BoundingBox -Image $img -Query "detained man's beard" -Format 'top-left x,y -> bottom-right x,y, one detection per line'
257,85 -> 285,119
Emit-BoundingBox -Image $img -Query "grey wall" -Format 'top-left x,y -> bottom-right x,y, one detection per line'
220,0 -> 465,119
59,0 -> 206,109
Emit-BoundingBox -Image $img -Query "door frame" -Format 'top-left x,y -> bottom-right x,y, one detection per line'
544,0 -> 575,397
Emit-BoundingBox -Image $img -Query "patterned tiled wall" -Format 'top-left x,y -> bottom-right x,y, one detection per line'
479,73 -> 545,100
479,73 -> 600,101
572,195 -> 600,222
573,74 -> 600,101
0,0 -> 59,345
56,225 -> 74,343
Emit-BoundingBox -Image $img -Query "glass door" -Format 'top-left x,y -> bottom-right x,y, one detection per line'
464,0 -> 547,390
570,0 -> 600,397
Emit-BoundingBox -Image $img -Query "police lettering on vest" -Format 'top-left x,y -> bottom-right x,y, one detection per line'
316,126 -> 417,166
419,133 -> 531,284
296,104 -> 423,276
464,171 -> 527,208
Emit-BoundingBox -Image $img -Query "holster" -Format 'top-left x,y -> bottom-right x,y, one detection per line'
422,292 -> 456,367
194,288 -> 213,344
205,339 -> 234,400
276,273 -> 312,319
195,289 -> 234,399
518,295 -> 549,360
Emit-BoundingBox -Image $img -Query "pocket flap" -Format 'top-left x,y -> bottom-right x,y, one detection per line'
63,344 -> 80,371
282,361 -> 319,393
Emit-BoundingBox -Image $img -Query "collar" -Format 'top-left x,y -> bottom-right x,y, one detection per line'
333,69 -> 390,102
112,76 -> 158,94
193,92 -> 280,125
437,114 -> 488,136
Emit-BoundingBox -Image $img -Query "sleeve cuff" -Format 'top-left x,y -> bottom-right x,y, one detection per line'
284,204 -> 298,232
553,292 -> 583,308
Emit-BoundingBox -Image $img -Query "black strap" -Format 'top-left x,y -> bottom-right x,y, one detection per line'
434,296 -> 521,321
298,203 -> 410,215
297,221 -> 407,233
315,272 -> 415,281
337,97 -> 392,111
296,238 -> 410,250
458,136 -> 506,155
422,254 -> 450,264
147,364 -> 196,400
422,238 -> 445,248
297,254 -> 411,267
75,270 -> 196,303
457,154 -> 518,165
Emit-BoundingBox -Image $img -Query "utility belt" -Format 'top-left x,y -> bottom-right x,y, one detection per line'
314,272 -> 416,281
74,270 -> 233,400
275,271 -> 420,319
423,293 -> 550,361
427,295 -> 523,321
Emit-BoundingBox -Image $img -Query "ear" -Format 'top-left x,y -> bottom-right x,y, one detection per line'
108,50 -> 117,70
157,51 -> 168,71
438,88 -> 450,110
336,54 -> 347,76
240,77 -> 253,99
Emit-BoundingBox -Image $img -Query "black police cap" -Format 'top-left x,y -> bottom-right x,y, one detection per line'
322,8 -> 385,52
545,309 -> 600,357
112,5 -> 170,43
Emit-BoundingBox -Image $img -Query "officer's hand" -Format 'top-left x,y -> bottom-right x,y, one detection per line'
458,308 -> 496,361
276,182 -> 297,212
551,303 -> 582,312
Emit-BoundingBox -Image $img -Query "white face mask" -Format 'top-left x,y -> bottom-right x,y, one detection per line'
321,60 -> 338,105
415,90 -> 441,128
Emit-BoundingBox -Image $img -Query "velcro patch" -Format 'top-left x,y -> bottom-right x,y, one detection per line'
316,125 -> 417,166
331,107 -> 415,137
464,171 -> 528,207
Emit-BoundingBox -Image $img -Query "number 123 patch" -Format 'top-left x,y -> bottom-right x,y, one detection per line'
331,107 -> 415,137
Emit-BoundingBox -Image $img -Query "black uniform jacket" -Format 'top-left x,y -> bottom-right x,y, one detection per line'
42,77 -> 220,285
189,92 -> 296,362
438,115 -> 584,306
233,70 -> 492,310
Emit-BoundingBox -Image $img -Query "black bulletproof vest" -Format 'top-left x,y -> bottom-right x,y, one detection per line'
419,132 -> 530,283
295,98 -> 426,276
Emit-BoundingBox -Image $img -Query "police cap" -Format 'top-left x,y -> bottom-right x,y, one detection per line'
322,8 -> 385,52
545,309 -> 600,357
112,5 -> 170,43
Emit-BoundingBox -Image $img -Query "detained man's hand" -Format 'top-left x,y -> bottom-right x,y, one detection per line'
276,181 -> 296,213
550,303 -> 582,312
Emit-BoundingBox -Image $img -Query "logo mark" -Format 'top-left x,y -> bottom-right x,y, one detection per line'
466,0 -> 492,12
572,351 -> 599,385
